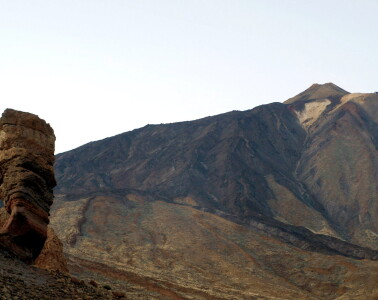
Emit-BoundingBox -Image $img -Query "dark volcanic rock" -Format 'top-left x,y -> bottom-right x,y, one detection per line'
55,84 -> 378,253
0,109 -> 56,262
55,103 -> 307,218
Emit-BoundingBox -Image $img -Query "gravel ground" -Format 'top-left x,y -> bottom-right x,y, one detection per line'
0,248 -> 126,300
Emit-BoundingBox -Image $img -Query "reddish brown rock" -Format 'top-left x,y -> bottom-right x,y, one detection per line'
0,207 -> 68,272
0,207 -> 8,228
0,109 -> 56,262
33,226 -> 68,273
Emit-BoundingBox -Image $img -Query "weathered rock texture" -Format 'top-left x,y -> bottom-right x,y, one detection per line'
33,226 -> 68,272
0,246 -> 121,300
0,207 -> 68,273
0,109 -> 56,262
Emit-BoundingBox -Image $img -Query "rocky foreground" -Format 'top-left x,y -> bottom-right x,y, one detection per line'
0,247 -> 127,300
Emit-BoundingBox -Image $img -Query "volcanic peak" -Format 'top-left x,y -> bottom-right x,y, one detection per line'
285,82 -> 349,104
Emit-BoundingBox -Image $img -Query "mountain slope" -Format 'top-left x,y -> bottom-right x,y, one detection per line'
51,195 -> 378,299
55,103 -> 306,219
297,96 -> 378,248
52,83 -> 378,299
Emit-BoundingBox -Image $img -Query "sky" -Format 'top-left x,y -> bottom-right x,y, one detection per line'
1,0 -> 377,153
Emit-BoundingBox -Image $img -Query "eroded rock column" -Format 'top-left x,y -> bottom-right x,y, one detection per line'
0,109 -> 56,261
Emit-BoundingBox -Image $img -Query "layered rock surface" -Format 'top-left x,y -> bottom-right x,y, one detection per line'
53,83 -> 378,299
0,207 -> 68,272
0,109 -> 56,262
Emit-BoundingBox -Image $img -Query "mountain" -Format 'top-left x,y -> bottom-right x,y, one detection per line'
284,82 -> 348,104
51,83 -> 378,299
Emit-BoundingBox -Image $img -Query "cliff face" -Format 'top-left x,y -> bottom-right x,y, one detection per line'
53,83 -> 378,299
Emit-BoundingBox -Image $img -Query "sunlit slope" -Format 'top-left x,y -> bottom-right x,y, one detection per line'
296,94 -> 378,248
51,194 -> 378,299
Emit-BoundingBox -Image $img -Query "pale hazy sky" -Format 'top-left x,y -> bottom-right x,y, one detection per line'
1,1 -> 377,153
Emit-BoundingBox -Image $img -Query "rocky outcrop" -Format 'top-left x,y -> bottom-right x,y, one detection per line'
0,207 -> 68,272
33,226 -> 68,272
0,109 -> 56,262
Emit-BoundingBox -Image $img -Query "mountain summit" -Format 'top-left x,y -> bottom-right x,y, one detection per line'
51,84 -> 378,299
285,82 -> 349,104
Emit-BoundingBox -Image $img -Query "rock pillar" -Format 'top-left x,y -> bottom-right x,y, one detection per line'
0,109 -> 56,261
